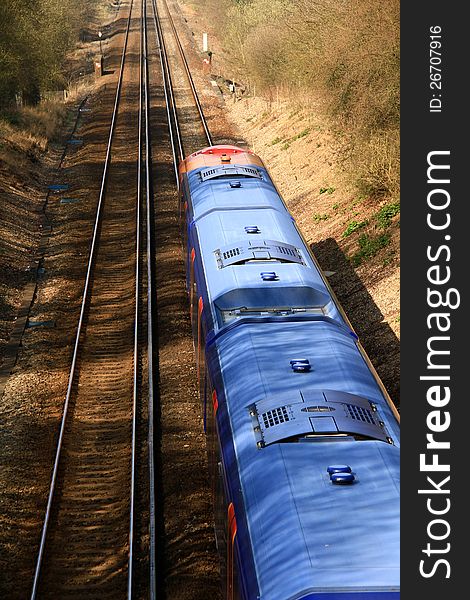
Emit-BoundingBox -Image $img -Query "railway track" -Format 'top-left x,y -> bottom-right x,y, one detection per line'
29,0 -> 215,597
153,0 -> 212,162
30,1 -> 155,598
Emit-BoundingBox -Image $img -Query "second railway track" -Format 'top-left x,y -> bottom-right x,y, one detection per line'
153,0 -> 213,159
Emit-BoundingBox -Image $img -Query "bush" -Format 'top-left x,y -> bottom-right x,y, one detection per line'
0,0 -> 96,112
353,129 -> 400,199
192,0 -> 400,202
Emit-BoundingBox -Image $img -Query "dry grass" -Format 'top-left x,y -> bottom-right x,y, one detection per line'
353,130 -> 400,199
190,0 -> 399,201
0,102 -> 66,158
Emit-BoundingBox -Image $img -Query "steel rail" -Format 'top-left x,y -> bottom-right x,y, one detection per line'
150,0 -> 183,185
159,0 -> 212,146
127,0 -> 145,597
30,2 -> 136,597
142,0 -> 157,597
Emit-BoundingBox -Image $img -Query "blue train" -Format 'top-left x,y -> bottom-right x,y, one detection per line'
179,145 -> 400,600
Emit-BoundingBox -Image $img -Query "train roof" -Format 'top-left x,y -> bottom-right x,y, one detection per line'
213,319 -> 400,444
185,165 -> 287,220
211,319 -> 400,599
193,208 -> 343,328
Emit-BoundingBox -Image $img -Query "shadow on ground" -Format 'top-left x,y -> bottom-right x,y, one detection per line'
311,237 -> 400,410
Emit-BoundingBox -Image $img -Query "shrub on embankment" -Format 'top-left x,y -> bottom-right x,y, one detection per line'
193,0 -> 399,200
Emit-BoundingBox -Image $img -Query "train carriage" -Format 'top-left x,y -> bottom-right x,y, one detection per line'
179,145 -> 400,600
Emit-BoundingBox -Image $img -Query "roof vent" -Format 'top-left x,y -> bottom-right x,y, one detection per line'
262,406 -> 290,429
252,389 -> 393,446
346,404 -> 375,424
290,358 -> 311,372
222,246 -> 242,260
215,239 -> 304,268
260,272 -> 278,281
200,165 -> 262,182
245,226 -> 260,234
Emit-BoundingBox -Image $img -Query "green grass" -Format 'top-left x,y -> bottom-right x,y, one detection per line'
294,128 -> 310,140
375,201 -> 400,229
319,186 -> 335,195
342,219 -> 367,237
279,128 -> 311,148
313,213 -> 329,222
351,233 -> 391,266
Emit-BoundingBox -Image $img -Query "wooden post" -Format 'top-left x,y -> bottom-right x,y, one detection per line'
94,60 -> 103,78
